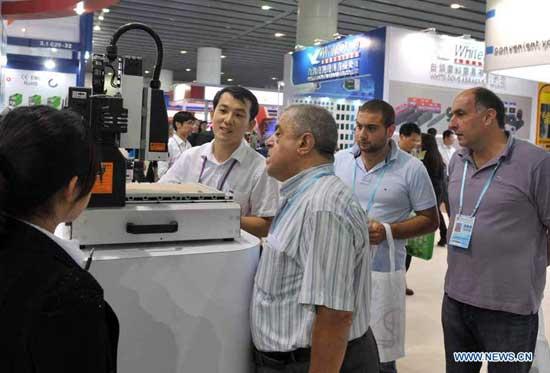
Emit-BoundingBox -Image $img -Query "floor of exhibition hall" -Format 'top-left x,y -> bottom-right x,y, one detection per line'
399,218 -> 550,373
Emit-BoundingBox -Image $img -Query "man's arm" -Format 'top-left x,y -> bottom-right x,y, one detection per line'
309,306 -> 353,373
369,207 -> 439,245
241,216 -> 272,238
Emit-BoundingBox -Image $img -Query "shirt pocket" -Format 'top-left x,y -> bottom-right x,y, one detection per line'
255,234 -> 299,297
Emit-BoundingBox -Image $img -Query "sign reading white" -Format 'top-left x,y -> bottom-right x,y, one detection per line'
3,68 -> 76,109
387,28 -> 515,92
485,0 -> 550,73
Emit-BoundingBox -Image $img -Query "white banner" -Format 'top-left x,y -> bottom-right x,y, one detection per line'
485,0 -> 550,72
3,68 -> 75,109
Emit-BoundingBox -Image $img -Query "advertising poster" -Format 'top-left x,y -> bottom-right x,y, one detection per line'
386,27 -> 538,142
388,80 -> 532,140
485,0 -> 550,77
3,68 -> 76,109
536,83 -> 550,150
292,27 -> 386,99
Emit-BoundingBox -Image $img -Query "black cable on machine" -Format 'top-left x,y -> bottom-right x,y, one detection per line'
106,22 -> 164,89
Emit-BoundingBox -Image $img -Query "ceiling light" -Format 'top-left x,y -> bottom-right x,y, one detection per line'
74,1 -> 85,15
94,25 -> 101,31
186,68 -> 192,72
44,59 -> 56,70
98,15 -> 105,21
314,41 -> 321,46
221,72 -> 225,75
51,48 -> 58,53
180,50 -> 187,54
21,28 -> 26,33
261,5 -> 272,10
227,78 -> 234,82
450,3 -> 464,9
221,55 -> 226,59
144,70 -> 150,74
271,77 -> 277,80
288,51 -> 293,55
102,8 -> 110,13
274,32 -> 285,38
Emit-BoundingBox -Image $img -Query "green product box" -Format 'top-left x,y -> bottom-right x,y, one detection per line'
47,96 -> 61,109
28,95 -> 42,106
9,93 -> 23,107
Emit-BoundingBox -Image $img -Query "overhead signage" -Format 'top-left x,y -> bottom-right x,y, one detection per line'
7,37 -> 78,51
485,0 -> 550,78
293,30 -> 385,84
292,28 -> 386,99
430,36 -> 489,86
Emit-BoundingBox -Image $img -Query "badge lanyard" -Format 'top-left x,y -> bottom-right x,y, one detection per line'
270,172 -> 332,232
197,156 -> 238,191
352,158 -> 389,213
458,159 -> 502,217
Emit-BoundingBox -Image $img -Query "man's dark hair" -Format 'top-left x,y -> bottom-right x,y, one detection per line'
358,99 -> 395,128
399,122 -> 421,137
427,128 -> 437,136
212,86 -> 259,121
172,111 -> 195,131
0,106 -> 97,226
443,129 -> 454,139
471,87 -> 505,129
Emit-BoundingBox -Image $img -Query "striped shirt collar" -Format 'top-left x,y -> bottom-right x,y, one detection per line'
200,139 -> 248,165
280,163 -> 334,199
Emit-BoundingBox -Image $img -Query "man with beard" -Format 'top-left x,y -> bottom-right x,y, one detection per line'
334,99 -> 438,373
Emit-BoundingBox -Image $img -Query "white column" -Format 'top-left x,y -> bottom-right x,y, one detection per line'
283,53 -> 295,107
159,69 -> 173,91
197,47 -> 221,85
296,0 -> 338,47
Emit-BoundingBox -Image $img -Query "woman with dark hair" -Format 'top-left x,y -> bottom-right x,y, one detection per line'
421,133 -> 447,246
0,106 -> 119,372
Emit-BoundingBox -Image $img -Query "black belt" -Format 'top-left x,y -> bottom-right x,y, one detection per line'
253,332 -> 367,368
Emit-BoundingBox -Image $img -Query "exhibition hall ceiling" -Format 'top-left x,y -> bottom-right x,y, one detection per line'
92,0 -> 487,88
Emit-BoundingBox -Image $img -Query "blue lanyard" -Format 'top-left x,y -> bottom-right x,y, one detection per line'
459,159 -> 502,216
271,172 -> 332,232
352,159 -> 389,213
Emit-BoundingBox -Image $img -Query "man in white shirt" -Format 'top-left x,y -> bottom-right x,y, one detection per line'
159,86 -> 279,238
439,129 -> 456,169
438,129 -> 456,245
157,111 -> 195,178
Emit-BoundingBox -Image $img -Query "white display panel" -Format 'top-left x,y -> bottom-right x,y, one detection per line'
3,67 -> 75,109
87,232 -> 260,373
385,26 -> 539,142
485,0 -> 550,79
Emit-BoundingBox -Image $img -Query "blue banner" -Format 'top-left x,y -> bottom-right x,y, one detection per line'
7,37 -> 80,51
292,28 -> 386,99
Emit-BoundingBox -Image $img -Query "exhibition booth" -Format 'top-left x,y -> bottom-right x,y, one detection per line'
287,26 -> 540,150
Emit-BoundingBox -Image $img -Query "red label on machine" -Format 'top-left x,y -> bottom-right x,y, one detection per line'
149,142 -> 167,152
92,162 -> 114,194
